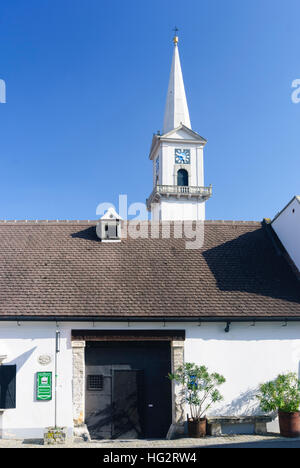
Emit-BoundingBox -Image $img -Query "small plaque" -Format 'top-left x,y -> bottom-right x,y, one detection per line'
38,354 -> 52,366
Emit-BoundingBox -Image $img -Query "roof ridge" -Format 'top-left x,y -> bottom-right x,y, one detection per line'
0,219 -> 261,225
204,220 -> 261,225
0,220 -> 97,225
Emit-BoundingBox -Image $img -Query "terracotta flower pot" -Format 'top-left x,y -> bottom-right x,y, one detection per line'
278,410 -> 300,438
187,418 -> 207,438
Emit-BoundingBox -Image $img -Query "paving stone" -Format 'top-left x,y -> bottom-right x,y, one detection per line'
0,434 -> 299,448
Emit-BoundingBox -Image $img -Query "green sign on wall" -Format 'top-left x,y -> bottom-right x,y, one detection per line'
36,372 -> 52,401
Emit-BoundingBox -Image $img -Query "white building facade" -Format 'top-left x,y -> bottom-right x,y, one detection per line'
2,319 -> 300,438
0,36 -> 300,442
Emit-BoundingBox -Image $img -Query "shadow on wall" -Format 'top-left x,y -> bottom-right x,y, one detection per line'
211,387 -> 264,417
6,347 -> 37,371
211,386 -> 278,433
202,228 -> 300,303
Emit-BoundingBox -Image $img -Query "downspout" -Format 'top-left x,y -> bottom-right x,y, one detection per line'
55,329 -> 60,428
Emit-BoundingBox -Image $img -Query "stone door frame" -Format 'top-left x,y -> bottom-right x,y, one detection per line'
71,330 -> 185,436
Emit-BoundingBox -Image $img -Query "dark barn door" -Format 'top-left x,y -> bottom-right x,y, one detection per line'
85,341 -> 171,439
113,369 -> 144,439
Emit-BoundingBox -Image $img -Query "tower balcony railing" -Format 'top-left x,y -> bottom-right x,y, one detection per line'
146,184 -> 212,210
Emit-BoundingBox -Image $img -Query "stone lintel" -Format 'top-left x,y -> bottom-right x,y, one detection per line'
171,340 -> 185,348
71,340 -> 86,348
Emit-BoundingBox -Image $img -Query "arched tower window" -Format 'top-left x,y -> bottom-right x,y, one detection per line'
177,169 -> 188,186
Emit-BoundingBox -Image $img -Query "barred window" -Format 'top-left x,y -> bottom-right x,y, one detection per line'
87,374 -> 104,391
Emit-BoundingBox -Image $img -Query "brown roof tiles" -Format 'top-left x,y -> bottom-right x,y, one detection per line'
0,220 -> 299,319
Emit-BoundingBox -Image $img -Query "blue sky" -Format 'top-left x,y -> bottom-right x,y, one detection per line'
0,0 -> 299,221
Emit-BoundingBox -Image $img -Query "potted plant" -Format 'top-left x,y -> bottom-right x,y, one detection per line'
257,372 -> 300,437
168,363 -> 226,438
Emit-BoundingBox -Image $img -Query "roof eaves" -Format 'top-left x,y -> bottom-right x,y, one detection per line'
2,315 -> 300,322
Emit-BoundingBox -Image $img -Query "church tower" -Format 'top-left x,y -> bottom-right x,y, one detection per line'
146,33 -> 212,221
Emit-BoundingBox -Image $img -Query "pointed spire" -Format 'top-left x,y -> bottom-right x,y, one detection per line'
163,31 -> 191,134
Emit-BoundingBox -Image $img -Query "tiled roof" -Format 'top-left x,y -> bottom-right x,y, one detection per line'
0,220 -> 299,319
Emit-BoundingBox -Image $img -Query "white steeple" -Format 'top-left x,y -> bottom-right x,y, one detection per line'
146,32 -> 212,222
163,33 -> 191,134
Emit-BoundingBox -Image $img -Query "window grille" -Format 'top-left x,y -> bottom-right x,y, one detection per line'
87,374 -> 104,391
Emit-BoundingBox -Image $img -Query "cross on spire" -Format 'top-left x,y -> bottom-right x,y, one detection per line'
173,26 -> 179,45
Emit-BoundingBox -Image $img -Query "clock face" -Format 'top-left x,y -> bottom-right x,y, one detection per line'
175,148 -> 190,164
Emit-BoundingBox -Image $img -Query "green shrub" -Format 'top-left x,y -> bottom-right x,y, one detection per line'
257,372 -> 300,413
168,362 -> 226,420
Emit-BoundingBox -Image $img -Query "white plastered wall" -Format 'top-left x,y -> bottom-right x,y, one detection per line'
159,199 -> 205,221
0,322 -> 73,439
1,320 -> 300,438
160,142 -> 204,187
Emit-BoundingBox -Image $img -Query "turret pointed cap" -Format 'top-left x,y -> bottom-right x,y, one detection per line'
163,34 -> 191,133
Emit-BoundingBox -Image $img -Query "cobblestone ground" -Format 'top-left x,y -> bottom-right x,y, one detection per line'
0,434 -> 300,448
